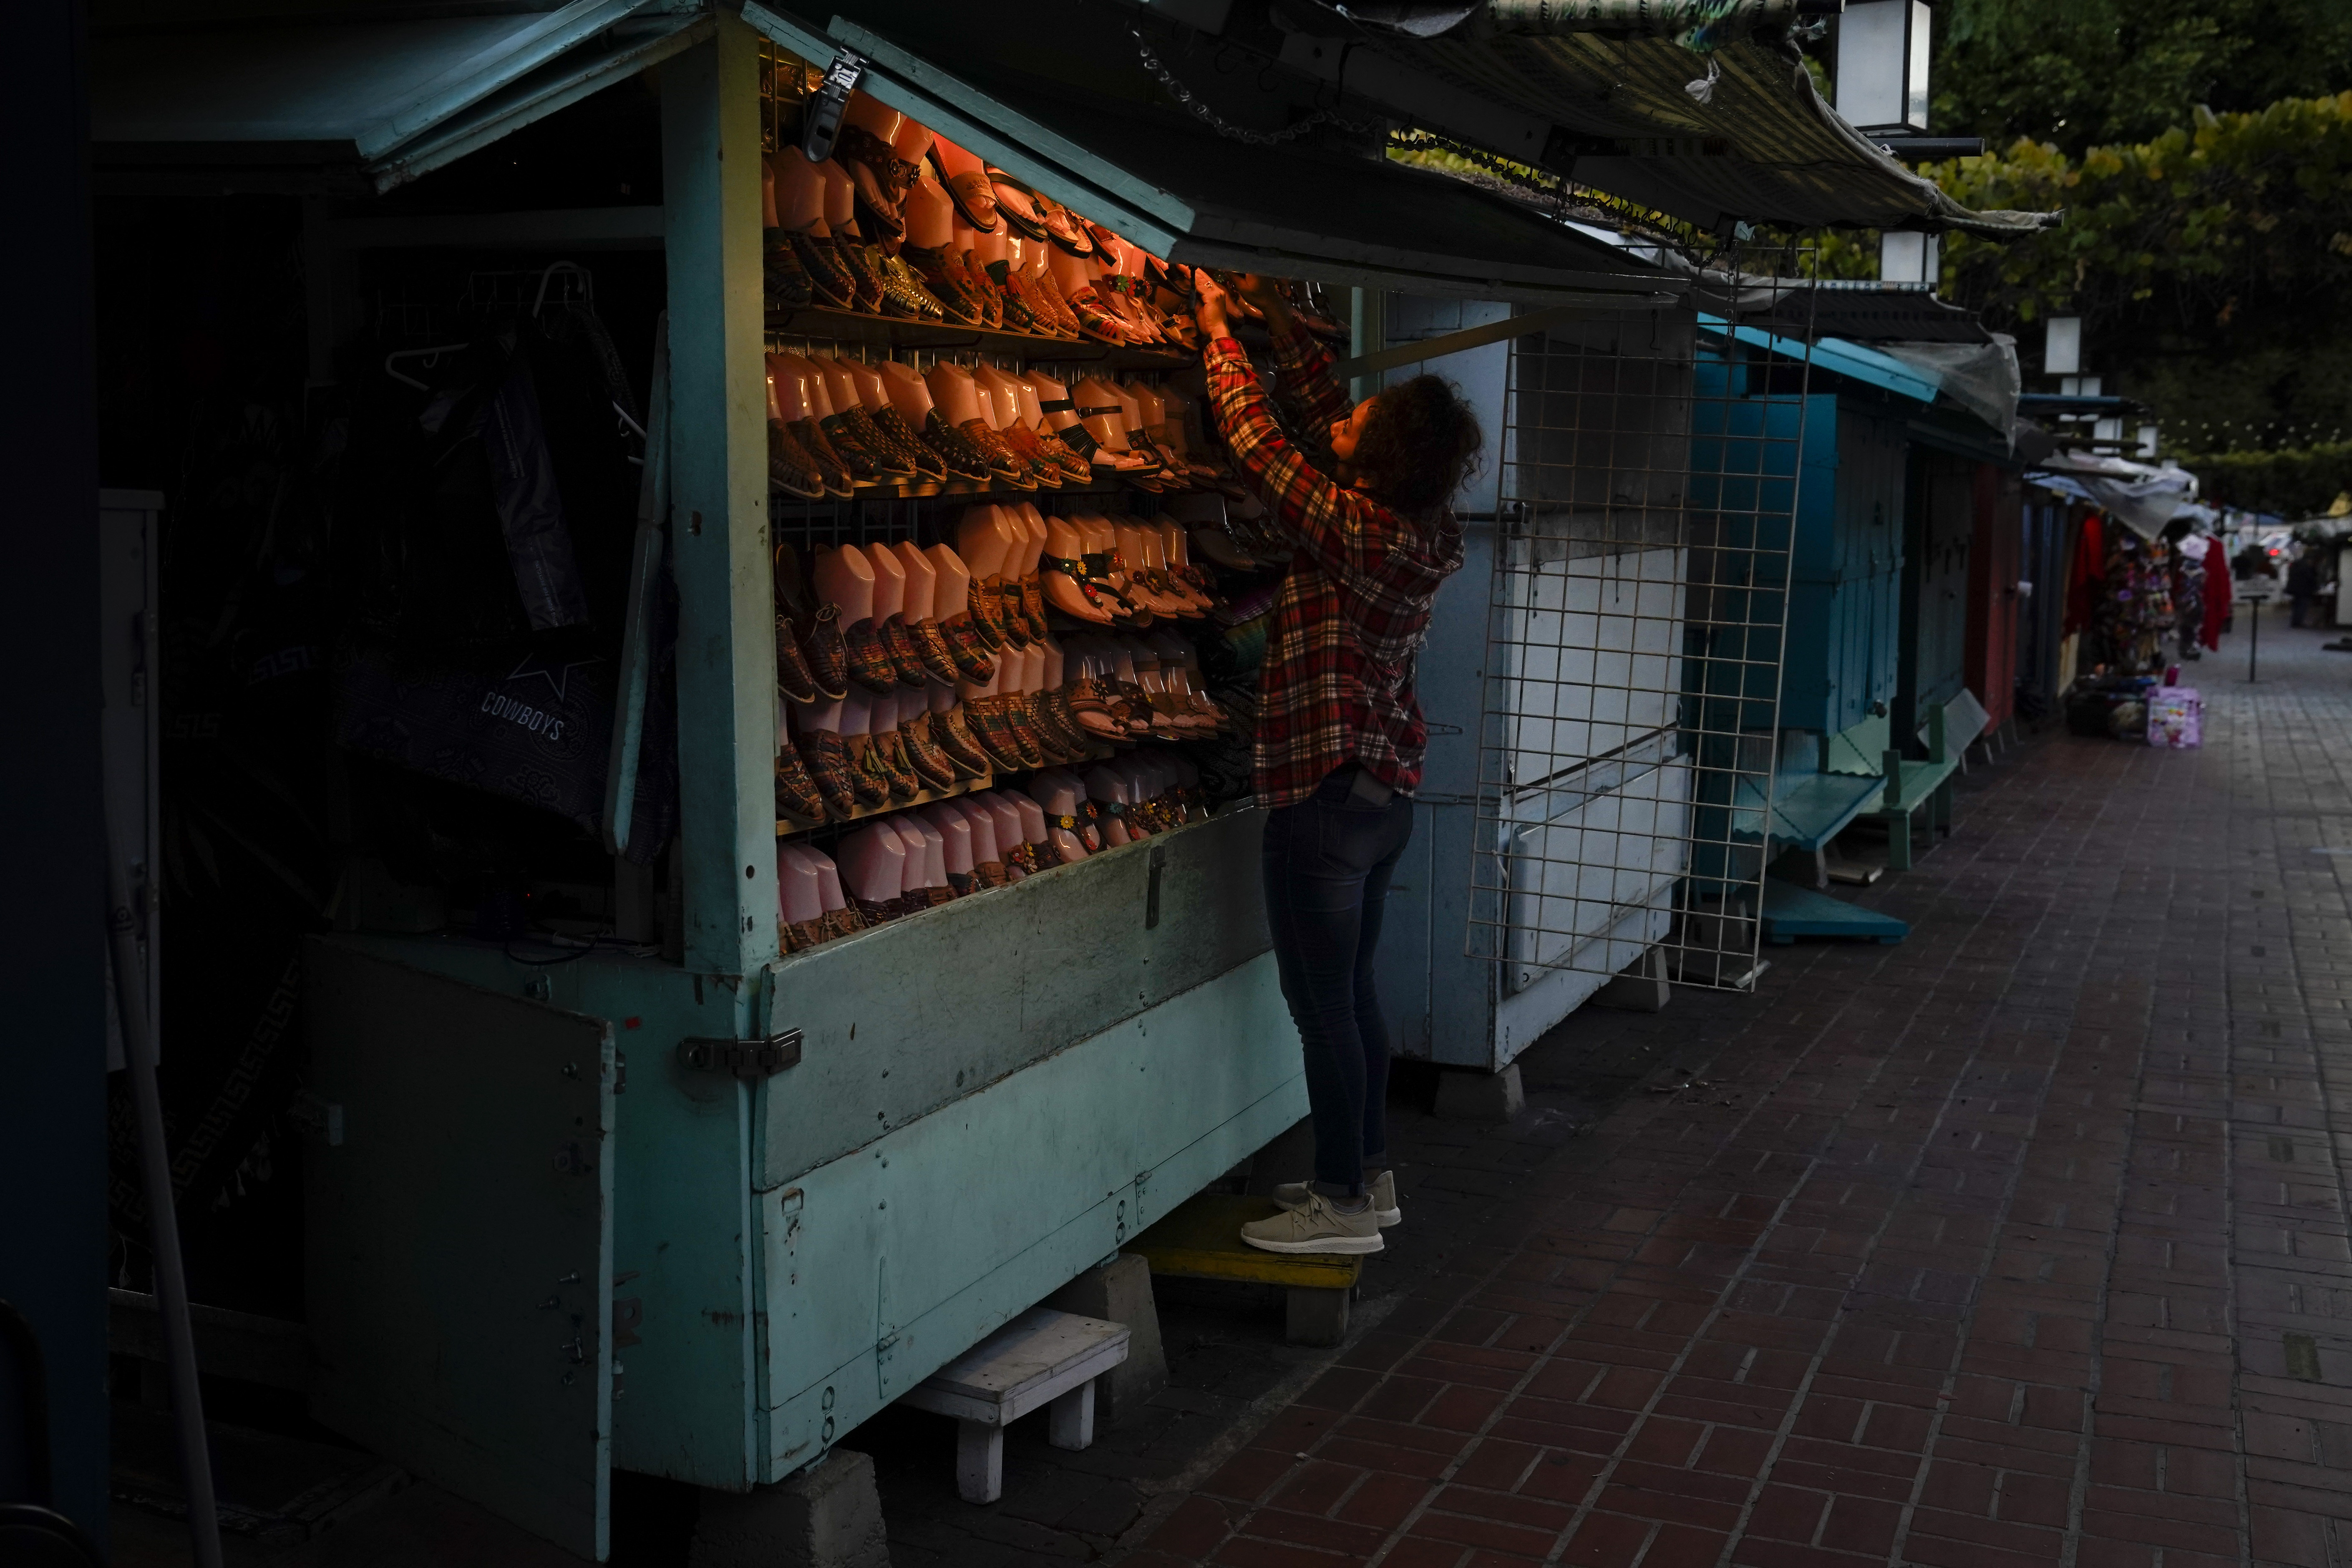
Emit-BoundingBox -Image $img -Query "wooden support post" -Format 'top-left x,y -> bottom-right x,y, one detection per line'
1046,1382 -> 1095,1451
661,18 -> 780,977
955,1419 -> 1004,1504
1882,748 -> 1911,872
1286,1286 -> 1351,1347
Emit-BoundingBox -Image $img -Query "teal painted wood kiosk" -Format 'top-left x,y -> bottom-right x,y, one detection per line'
94,5 -> 1677,1557
1688,320 -> 2013,937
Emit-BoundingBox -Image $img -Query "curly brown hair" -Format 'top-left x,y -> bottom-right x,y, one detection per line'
1350,374 -> 1485,518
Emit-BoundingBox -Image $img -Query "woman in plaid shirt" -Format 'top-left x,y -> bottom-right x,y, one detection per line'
1193,273 -> 1483,1257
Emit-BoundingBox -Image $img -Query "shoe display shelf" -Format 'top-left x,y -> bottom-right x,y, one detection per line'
766,302 -> 1189,370
774,769 -> 995,838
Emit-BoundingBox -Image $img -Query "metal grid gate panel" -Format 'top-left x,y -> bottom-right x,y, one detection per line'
1469,287 -> 1814,991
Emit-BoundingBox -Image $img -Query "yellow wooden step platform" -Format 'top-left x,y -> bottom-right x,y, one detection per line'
1129,1194 -> 1362,1345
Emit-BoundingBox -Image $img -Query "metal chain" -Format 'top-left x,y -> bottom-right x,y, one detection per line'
1130,28 -> 1388,145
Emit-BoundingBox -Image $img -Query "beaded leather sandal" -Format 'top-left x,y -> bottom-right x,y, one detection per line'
1060,678 -> 1128,740
790,229 -> 857,310
774,614 -> 819,705
841,617 -> 900,696
768,422 -> 829,501
774,748 -> 827,827
907,617 -> 962,685
795,729 -> 861,818
878,614 -> 929,688
937,705 -> 995,777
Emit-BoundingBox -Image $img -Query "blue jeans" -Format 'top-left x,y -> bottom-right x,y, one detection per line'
1262,765 -> 1416,1196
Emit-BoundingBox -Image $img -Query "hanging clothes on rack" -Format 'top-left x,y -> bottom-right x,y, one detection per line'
2203,537 -> 2232,651
2173,534 -> 2208,660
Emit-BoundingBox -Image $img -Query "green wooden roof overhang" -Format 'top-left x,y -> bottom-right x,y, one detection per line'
91,0 -> 712,192
1272,1 -> 2060,239
746,0 -> 1683,307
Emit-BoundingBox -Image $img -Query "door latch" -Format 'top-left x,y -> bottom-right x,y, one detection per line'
679,1028 -> 803,1080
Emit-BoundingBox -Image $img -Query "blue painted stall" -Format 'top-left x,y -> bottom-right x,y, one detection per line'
95,9 -> 1687,1560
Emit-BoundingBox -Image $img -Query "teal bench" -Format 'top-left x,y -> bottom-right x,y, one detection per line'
1829,704 -> 1962,871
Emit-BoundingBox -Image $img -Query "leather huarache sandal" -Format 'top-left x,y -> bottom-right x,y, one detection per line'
967,697 -> 1033,773
797,602 -> 851,701
790,229 -> 857,310
841,616 -> 900,696
938,615 -> 996,682
774,614 -> 819,705
840,732 -> 893,808
796,729 -> 861,818
998,697 -> 1050,768
820,408 -> 911,480
955,418 -> 1036,488
786,417 -> 856,497
774,747 -> 827,826
832,236 -> 886,314
877,614 -> 928,688
764,230 -> 814,311
1031,689 -> 1090,757
937,705 -> 995,777
768,422 -> 829,501
867,406 -> 947,478
1018,572 -> 1049,639
901,245 -> 984,326
919,410 -> 995,481
970,856 -> 1009,889
875,728 -> 922,801
978,574 -> 1030,649
907,617 -> 962,685
877,254 -> 950,322
901,710 -> 960,791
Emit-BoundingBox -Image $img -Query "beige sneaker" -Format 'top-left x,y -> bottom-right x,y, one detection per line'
1273,1169 -> 1400,1228
1241,1191 -> 1384,1255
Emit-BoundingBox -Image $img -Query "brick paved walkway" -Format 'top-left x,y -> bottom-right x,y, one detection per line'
1121,620 -> 2352,1568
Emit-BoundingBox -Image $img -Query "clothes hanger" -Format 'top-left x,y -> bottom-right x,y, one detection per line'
382,342 -> 471,392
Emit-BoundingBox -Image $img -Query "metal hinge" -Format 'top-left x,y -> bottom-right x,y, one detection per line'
801,48 -> 864,161
678,1028 -> 804,1080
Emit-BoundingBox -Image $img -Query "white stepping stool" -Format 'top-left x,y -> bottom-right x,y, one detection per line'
898,1307 -> 1130,1504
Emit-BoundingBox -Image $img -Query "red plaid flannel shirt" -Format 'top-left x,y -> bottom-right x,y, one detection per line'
1202,321 -> 1464,809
